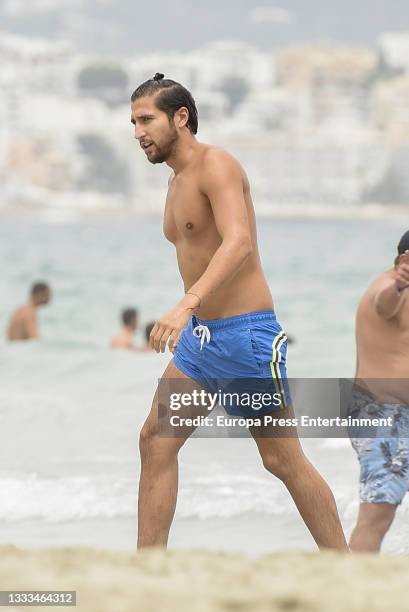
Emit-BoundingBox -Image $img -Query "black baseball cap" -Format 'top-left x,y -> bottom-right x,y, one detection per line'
397,231 -> 409,255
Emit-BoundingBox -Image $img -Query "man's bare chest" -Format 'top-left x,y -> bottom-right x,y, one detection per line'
365,299 -> 409,339
163,180 -> 212,243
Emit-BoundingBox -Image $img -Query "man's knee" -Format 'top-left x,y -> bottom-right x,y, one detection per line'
139,393 -> 162,457
139,419 -> 156,454
357,505 -> 396,537
262,451 -> 294,481
372,518 -> 392,538
260,440 -> 309,481
139,417 -> 181,466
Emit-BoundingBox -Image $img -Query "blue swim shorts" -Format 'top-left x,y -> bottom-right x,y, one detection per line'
173,310 -> 292,417
350,391 -> 409,505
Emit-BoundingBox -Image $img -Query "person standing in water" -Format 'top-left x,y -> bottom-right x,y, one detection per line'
111,307 -> 139,350
7,281 -> 52,341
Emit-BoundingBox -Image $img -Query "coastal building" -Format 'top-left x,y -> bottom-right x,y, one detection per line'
0,32 -> 408,210
378,32 -> 409,75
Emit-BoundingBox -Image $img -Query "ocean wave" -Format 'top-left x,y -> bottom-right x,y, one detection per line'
0,470 -> 372,524
0,474 -> 135,523
177,474 -> 291,519
0,472 -> 309,523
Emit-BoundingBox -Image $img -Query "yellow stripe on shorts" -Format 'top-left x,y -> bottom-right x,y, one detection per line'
269,331 -> 287,406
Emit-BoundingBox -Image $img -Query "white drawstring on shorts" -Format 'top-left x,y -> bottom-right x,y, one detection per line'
193,324 -> 211,350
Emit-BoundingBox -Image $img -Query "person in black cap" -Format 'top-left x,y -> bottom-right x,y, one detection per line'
349,231 -> 409,552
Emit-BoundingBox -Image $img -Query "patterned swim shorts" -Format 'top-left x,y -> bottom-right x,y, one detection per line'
350,391 -> 409,505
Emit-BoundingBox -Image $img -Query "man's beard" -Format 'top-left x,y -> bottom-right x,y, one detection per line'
148,126 -> 178,164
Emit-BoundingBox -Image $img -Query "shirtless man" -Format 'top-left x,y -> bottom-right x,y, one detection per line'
7,281 -> 51,341
131,73 -> 348,551
349,233 -> 409,553
111,307 -> 139,350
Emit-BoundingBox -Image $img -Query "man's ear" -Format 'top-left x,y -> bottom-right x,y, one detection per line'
176,107 -> 189,129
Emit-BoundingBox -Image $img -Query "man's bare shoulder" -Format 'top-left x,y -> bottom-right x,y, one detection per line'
198,145 -> 248,190
201,145 -> 241,170
12,304 -> 33,320
366,270 -> 394,294
7,303 -> 36,340
110,330 -> 136,350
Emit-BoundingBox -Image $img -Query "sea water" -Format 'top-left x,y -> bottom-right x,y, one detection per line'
1,213 -> 409,555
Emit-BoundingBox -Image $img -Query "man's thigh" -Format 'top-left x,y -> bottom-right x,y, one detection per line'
249,404 -> 304,464
141,359 -> 209,451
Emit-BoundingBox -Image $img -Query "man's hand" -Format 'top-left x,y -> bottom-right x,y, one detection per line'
149,293 -> 200,353
374,250 -> 409,319
395,250 -> 409,292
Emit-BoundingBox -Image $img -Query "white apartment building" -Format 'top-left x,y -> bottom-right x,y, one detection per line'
379,32 -> 409,74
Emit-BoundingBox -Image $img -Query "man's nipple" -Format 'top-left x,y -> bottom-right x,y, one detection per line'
186,222 -> 194,230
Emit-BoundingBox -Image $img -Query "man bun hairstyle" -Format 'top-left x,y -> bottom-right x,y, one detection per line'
131,73 -> 198,134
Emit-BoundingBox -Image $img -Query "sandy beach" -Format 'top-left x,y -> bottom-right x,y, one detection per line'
1,545 -> 408,612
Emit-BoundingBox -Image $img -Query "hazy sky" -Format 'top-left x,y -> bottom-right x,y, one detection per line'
1,0 -> 409,54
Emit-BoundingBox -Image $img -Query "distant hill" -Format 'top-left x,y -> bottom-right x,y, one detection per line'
0,0 -> 408,54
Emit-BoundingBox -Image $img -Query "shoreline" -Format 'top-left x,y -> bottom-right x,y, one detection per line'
0,513 -> 316,557
0,202 -> 408,222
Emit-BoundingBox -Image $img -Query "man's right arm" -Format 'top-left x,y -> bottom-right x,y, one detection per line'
373,279 -> 406,320
374,252 -> 409,320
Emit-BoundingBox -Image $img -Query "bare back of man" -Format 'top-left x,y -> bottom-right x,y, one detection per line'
110,307 -> 139,351
7,304 -> 38,341
350,246 -> 409,552
7,283 -> 51,342
110,329 -> 136,350
132,74 -> 348,552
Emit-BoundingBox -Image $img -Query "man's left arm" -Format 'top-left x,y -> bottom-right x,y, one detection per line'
188,149 -> 253,301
